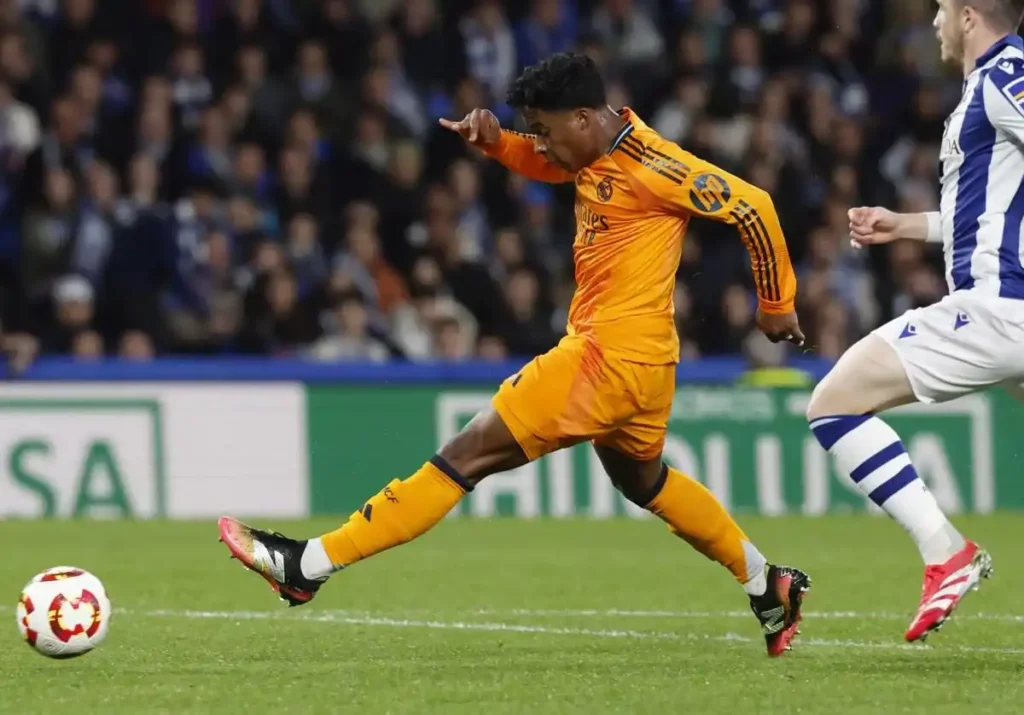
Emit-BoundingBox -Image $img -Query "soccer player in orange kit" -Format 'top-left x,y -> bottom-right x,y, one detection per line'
219,53 -> 811,656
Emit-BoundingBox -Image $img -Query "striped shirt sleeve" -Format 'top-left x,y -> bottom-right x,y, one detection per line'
984,57 -> 1024,145
608,131 -> 797,313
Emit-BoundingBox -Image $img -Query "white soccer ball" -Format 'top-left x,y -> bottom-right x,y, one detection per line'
16,566 -> 111,659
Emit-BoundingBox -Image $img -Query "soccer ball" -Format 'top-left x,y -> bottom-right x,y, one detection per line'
16,566 -> 111,659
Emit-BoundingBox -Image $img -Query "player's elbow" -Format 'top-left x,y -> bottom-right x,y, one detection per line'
745,186 -> 778,214
738,186 -> 786,236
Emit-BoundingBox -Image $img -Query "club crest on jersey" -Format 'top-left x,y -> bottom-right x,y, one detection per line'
690,173 -> 731,214
596,176 -> 614,202
999,73 -> 1024,119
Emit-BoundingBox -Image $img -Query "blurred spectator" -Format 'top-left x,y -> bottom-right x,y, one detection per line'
392,271 -> 477,360
290,39 -> 350,135
311,0 -> 372,82
240,265 -> 320,355
71,328 -> 103,360
515,0 -> 576,70
434,313 -> 474,361
478,333 -> 509,361
394,0 -> 449,97
458,1 -> 516,107
43,274 -> 94,353
119,329 -> 155,361
589,0 -> 664,74
499,266 -> 558,356
307,289 -> 389,362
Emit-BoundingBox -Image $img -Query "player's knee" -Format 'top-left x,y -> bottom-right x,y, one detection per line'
806,377 -> 844,422
616,463 -> 668,507
436,407 -> 528,485
598,448 -> 666,506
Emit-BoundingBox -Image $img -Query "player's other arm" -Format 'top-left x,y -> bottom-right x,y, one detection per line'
848,208 -> 940,247
609,137 -> 803,343
852,59 -> 1024,250
439,109 -> 575,184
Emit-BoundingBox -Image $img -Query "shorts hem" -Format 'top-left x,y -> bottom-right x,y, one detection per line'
871,328 -> 937,405
491,392 -> 546,461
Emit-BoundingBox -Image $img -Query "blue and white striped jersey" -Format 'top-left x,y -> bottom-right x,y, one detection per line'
937,34 -> 1024,299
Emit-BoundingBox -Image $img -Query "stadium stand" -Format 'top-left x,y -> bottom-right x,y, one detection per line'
0,0 -> 953,369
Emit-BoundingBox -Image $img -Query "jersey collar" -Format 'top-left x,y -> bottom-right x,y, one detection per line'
607,106 -> 638,154
975,34 -> 1024,71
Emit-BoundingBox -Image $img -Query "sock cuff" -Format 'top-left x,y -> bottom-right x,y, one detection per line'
429,455 -> 474,493
809,413 -> 873,450
638,463 -> 670,508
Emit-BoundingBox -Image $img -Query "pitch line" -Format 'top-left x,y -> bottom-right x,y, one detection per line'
5,605 -> 1021,653
471,608 -> 1024,624
6,604 -> 1023,623
103,608 -> 1024,655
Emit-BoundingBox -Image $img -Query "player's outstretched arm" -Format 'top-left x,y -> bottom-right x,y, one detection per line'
848,207 -> 939,248
439,109 -> 575,184
609,137 -> 803,344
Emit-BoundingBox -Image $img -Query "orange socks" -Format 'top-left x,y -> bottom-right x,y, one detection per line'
320,458 -> 468,568
315,459 -> 763,591
646,467 -> 765,585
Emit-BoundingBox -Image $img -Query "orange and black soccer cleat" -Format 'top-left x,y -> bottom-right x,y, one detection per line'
748,565 -> 811,657
218,517 -> 325,607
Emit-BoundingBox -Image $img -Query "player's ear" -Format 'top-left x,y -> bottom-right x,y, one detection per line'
961,5 -> 976,34
575,108 -> 589,131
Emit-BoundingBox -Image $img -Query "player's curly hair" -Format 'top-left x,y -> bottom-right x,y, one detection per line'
506,53 -> 606,111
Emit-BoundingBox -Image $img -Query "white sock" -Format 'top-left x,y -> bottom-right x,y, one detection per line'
299,537 -> 337,581
743,566 -> 768,596
811,414 -> 965,565
742,543 -> 768,596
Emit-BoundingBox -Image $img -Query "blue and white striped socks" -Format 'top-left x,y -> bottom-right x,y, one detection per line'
810,414 -> 965,565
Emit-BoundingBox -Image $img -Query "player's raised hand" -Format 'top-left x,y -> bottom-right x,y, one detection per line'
849,206 -> 901,249
438,109 -> 501,147
756,308 -> 805,347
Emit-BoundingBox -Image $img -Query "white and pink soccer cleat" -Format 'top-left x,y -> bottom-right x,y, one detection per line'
904,541 -> 993,643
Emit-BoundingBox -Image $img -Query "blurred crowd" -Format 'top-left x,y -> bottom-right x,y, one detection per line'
0,0 -> 958,367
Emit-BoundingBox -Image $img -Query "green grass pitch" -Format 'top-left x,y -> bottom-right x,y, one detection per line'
1,515 -> 1022,714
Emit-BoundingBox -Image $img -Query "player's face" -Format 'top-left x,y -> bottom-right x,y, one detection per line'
522,108 -> 593,173
934,0 -> 966,64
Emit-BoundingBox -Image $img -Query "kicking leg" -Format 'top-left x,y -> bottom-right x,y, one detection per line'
807,331 -> 991,642
219,336 -> 603,605
219,406 -> 529,605
594,444 -> 810,657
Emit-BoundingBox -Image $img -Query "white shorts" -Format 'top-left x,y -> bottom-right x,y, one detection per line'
874,291 -> 1024,404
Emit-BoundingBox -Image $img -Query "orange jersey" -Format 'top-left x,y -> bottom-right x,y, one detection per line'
482,108 -> 796,363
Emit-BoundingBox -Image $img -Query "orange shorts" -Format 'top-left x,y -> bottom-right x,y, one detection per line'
492,335 -> 675,462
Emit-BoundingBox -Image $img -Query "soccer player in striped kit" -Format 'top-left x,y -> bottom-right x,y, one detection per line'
811,0 -> 1024,642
